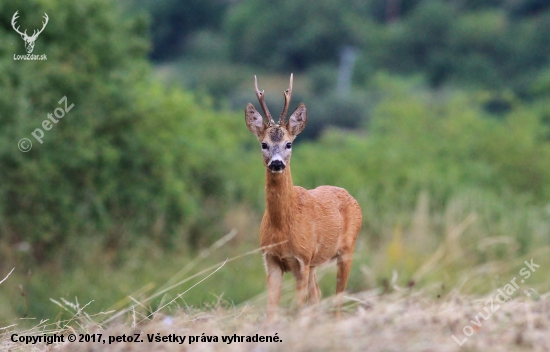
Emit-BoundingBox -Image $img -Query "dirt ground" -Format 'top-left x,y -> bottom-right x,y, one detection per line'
3,290 -> 549,352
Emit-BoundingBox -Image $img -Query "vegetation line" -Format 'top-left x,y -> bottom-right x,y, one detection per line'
162,229 -> 238,289
0,268 -> 15,286
140,258 -> 228,323
49,299 -> 95,330
100,240 -> 288,325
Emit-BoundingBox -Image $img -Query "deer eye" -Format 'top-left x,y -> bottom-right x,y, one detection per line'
261,142 -> 268,150
286,143 -> 292,149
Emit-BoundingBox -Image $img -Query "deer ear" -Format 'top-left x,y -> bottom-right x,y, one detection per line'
245,103 -> 266,138
286,103 -> 307,136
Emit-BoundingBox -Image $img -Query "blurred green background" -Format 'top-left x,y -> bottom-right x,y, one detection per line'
1,0 -> 549,323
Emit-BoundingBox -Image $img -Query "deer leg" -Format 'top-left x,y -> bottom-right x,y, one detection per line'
265,254 -> 283,322
291,260 -> 310,308
307,267 -> 321,305
335,253 -> 353,316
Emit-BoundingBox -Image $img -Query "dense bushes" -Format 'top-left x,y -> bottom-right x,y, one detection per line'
295,75 -> 550,206
0,0 -> 247,262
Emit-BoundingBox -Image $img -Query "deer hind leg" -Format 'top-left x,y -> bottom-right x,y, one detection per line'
335,253 -> 353,316
307,267 -> 321,305
265,254 -> 284,322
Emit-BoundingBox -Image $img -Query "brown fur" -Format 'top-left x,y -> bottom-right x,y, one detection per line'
260,161 -> 362,320
268,128 -> 284,143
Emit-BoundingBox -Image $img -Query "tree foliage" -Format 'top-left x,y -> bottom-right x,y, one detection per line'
225,0 -> 368,70
353,0 -> 550,95
0,0 -> 246,261
128,0 -> 229,61
295,75 -> 550,206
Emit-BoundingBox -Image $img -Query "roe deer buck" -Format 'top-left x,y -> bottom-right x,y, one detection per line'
245,74 -> 362,321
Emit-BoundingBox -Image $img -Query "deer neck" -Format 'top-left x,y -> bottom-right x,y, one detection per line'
265,164 -> 297,229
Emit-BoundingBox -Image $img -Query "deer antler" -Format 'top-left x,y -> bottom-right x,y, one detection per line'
29,13 -> 48,39
254,75 -> 274,126
278,73 -> 293,126
11,11 -> 26,37
11,12 -> 48,39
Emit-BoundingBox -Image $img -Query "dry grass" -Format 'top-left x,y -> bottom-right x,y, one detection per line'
2,288 -> 549,352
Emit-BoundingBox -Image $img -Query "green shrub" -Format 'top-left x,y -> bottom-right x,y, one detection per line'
0,0 -> 248,262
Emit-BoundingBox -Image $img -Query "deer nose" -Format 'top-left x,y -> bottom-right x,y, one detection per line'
269,160 -> 285,172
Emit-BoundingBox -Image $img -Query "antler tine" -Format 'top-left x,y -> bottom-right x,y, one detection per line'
11,11 -> 24,36
254,75 -> 274,126
31,13 -> 48,39
41,13 -> 49,29
278,73 -> 293,126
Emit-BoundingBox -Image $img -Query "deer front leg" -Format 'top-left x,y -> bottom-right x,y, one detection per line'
291,260 -> 310,308
265,254 -> 283,322
307,267 -> 321,305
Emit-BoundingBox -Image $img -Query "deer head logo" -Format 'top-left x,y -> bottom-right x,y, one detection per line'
11,11 -> 49,54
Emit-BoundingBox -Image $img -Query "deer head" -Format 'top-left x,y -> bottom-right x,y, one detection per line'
11,11 -> 49,54
245,74 -> 307,173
